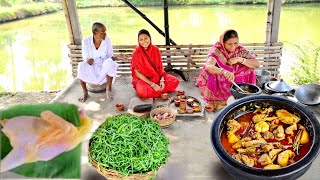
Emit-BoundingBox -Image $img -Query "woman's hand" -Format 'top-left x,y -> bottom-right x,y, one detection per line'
151,83 -> 161,91
227,57 -> 244,65
159,80 -> 165,91
223,70 -> 235,82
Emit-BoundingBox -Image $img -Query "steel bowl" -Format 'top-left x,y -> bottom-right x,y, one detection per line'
211,95 -> 320,180
294,84 -> 320,106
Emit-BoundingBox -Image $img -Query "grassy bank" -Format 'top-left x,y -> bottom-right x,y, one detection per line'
0,2 -> 60,23
1,0 -> 319,23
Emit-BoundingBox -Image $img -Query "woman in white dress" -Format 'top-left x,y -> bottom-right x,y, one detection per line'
77,22 -> 119,102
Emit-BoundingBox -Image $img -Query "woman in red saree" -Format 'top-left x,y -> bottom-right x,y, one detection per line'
196,30 -> 259,105
130,29 -> 179,98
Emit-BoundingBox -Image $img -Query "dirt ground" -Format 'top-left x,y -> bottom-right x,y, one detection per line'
0,91 -> 60,109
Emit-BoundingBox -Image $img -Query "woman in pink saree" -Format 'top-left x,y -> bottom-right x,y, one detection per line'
196,30 -> 259,106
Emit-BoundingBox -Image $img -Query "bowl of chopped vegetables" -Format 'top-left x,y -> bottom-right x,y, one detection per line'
150,107 -> 176,128
88,114 -> 170,179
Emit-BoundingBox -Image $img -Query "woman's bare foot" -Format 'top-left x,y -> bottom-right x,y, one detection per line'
78,91 -> 89,102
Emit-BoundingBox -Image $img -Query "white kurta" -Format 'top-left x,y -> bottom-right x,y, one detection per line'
77,35 -> 119,85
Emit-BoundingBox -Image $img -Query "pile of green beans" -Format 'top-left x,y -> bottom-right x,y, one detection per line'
89,114 -> 170,176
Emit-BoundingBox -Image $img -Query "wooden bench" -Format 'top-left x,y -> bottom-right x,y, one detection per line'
68,42 -> 283,79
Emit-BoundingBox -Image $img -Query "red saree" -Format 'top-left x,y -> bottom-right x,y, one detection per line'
196,31 -> 256,103
130,41 -> 179,98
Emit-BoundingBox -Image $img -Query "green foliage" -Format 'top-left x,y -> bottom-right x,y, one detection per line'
286,41 -> 320,85
0,3 -> 60,23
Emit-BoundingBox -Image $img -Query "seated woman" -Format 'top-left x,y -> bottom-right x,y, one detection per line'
130,29 -> 179,98
196,29 -> 259,106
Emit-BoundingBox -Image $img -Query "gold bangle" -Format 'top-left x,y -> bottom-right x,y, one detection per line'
220,68 -> 224,74
241,58 -> 246,64
223,70 -> 228,76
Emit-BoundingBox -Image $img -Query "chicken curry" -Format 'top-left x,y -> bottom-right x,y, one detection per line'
221,106 -> 312,169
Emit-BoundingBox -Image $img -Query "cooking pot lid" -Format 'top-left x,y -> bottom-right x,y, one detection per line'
268,79 -> 293,92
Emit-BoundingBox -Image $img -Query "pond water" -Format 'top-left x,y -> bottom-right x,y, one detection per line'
0,3 -> 319,92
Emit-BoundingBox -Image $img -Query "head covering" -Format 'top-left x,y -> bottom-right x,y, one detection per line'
130,29 -> 165,86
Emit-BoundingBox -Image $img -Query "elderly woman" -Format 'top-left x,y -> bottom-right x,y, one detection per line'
196,29 -> 259,106
77,22 -> 119,102
130,29 -> 179,98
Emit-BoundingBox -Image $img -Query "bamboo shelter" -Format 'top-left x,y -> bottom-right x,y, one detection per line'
62,0 -> 283,79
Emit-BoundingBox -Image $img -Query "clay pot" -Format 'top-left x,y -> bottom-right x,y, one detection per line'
115,104 -> 124,111
205,105 -> 215,112
177,90 -> 185,96
161,93 -> 169,100
186,108 -> 194,114
177,108 -> 186,114
191,102 -> 200,108
174,99 -> 180,107
187,98 -> 194,105
179,99 -> 187,110
192,106 -> 201,112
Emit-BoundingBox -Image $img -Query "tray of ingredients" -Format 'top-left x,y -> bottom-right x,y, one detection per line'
166,93 -> 204,117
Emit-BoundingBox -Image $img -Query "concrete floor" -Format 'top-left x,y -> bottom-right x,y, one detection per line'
2,72 -> 320,180
53,73 -> 320,180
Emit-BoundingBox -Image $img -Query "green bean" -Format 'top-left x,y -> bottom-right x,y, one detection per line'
89,114 -> 170,176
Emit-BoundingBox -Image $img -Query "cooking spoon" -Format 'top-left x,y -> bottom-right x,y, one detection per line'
231,81 -> 246,93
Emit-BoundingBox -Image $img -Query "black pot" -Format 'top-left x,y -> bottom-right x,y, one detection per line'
230,83 -> 262,99
294,84 -> 320,106
211,95 -> 320,180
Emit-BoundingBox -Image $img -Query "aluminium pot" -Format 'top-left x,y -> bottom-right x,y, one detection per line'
210,95 -> 320,180
255,69 -> 271,88
265,79 -> 293,93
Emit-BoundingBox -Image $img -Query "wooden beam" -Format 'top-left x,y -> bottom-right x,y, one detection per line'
62,0 -> 82,45
266,0 -> 282,43
62,0 -> 74,44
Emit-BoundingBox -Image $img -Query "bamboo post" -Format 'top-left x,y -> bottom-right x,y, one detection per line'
266,0 -> 282,43
62,0 -> 74,44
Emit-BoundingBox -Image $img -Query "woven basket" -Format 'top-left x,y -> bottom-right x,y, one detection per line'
150,107 -> 176,128
89,140 -> 155,180
90,159 -> 154,180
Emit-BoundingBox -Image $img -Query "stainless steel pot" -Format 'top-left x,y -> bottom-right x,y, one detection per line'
211,95 -> 320,180
264,79 -> 293,94
255,69 -> 271,88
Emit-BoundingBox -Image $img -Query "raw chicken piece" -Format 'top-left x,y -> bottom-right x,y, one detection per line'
0,110 -> 92,173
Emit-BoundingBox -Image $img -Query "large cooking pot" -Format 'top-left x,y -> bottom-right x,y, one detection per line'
294,84 -> 320,106
211,95 -> 320,180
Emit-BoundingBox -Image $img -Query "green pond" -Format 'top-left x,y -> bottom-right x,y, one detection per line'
0,3 -> 319,92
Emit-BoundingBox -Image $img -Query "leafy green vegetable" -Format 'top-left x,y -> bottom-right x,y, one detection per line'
89,114 -> 170,176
